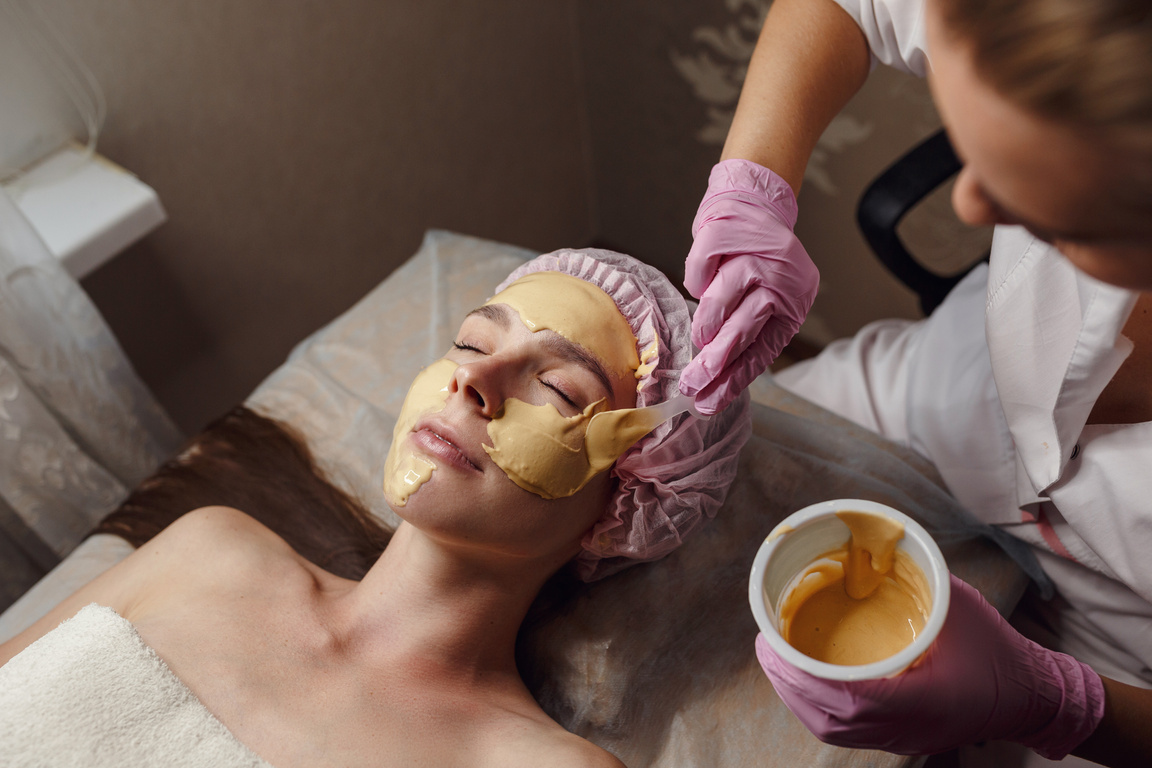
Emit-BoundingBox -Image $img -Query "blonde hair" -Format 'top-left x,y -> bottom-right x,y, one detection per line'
939,0 -> 1152,153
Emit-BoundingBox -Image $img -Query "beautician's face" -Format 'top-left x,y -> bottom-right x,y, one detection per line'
385,284 -> 637,565
926,0 -> 1152,291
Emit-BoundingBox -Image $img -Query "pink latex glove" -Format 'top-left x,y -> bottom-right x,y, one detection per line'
755,574 -> 1105,759
681,159 -> 819,415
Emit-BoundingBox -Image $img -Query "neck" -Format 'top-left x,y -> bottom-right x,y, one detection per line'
328,522 -> 560,680
1089,293 -> 1152,425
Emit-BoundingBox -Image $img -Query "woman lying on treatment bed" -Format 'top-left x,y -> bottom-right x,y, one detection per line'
0,250 -> 749,767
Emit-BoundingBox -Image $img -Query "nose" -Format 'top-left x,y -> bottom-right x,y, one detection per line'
951,166 -> 1002,228
449,357 -> 505,418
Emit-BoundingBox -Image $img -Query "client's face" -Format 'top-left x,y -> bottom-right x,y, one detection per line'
383,271 -> 640,563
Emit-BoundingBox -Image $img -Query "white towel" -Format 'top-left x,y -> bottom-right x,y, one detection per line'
0,603 -> 273,768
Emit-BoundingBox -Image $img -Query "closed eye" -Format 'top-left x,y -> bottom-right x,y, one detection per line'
542,379 -> 578,408
453,341 -> 485,354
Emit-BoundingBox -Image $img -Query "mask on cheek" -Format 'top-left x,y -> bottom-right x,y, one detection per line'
484,398 -> 603,500
484,397 -> 658,500
382,358 -> 458,507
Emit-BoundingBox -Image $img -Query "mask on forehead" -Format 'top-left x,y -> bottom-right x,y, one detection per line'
382,272 -> 650,506
486,272 -> 641,381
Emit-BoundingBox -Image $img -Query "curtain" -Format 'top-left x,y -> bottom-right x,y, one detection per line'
0,188 -> 183,607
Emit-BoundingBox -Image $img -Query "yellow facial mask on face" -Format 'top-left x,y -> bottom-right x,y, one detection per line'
483,394 -> 672,500
382,271 -> 651,506
485,272 -> 640,380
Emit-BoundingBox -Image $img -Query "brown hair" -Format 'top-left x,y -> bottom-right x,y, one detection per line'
938,0 -> 1152,149
95,406 -> 392,581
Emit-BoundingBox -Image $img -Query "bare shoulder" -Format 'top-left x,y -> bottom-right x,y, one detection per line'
0,506 -> 291,667
139,506 -> 312,598
161,505 -> 284,549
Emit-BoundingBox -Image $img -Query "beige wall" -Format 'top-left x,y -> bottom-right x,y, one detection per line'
49,0 -> 593,433
40,0 -> 989,433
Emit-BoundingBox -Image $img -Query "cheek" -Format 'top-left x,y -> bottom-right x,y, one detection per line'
483,399 -> 640,503
536,471 -> 615,548
484,399 -> 599,500
579,472 -> 615,521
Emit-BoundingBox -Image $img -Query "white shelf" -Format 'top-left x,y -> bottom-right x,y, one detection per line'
2,144 -> 166,279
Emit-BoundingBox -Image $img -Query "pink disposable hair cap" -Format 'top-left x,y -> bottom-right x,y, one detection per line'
494,248 -> 751,581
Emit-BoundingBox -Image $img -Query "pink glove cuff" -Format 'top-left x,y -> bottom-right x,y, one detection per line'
1019,648 -> 1106,760
691,159 -> 799,237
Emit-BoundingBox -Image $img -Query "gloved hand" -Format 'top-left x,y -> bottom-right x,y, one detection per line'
755,573 -> 1105,759
681,159 -> 819,415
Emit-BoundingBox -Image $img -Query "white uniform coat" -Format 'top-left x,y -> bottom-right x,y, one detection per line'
778,0 -> 1151,691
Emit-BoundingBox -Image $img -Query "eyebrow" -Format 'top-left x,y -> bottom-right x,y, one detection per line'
466,304 -> 512,328
465,303 -> 616,404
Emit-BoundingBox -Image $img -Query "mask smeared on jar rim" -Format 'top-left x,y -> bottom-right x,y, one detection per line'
383,270 -> 663,506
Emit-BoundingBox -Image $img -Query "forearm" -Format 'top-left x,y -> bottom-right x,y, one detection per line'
721,0 -> 871,194
1072,676 -> 1152,767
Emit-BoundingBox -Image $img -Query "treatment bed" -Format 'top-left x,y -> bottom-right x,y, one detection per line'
0,229 -> 1030,767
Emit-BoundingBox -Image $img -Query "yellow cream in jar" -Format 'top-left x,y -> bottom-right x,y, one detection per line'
779,511 -> 931,666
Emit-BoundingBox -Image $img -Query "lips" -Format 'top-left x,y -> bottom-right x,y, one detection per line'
410,418 -> 482,472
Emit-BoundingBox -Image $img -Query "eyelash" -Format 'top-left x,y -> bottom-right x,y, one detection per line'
543,381 -> 577,407
453,341 -> 578,407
